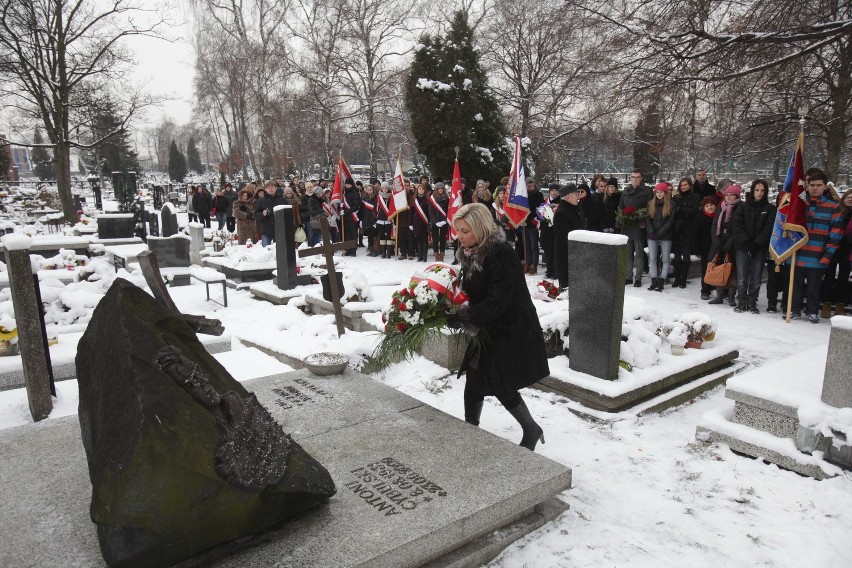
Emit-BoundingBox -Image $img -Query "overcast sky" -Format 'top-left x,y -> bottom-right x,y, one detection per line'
129,1 -> 196,126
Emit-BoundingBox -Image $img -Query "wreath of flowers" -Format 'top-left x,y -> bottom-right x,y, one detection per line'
616,206 -> 647,226
370,264 -> 467,370
537,279 -> 561,300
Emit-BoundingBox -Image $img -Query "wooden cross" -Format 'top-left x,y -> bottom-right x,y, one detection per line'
298,216 -> 357,337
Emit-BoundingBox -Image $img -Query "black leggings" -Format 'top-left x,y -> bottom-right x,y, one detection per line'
463,367 -> 521,410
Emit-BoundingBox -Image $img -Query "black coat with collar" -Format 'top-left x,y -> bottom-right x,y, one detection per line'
454,230 -> 549,395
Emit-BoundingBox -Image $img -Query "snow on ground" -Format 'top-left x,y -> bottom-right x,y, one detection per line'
0,249 -> 849,567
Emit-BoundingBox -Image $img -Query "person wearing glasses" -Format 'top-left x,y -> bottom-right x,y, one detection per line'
618,170 -> 652,287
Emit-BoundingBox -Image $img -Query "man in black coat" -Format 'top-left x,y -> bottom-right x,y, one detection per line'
553,184 -> 585,290
342,177 -> 361,256
693,169 -> 716,200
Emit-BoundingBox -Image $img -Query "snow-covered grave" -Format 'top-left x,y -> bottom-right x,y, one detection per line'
697,317 -> 852,479
203,243 -> 277,285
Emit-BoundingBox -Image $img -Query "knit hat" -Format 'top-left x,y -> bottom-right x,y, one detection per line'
313,187 -> 323,196
607,177 -> 619,188
724,184 -> 742,196
434,181 -> 446,189
700,196 -> 717,209
653,182 -> 670,193
559,183 -> 579,197
548,181 -> 561,190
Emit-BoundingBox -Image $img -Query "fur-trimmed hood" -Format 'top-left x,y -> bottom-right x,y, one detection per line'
456,228 -> 507,275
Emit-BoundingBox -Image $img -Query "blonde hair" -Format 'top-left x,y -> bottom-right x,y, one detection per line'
648,192 -> 673,218
452,203 -> 497,245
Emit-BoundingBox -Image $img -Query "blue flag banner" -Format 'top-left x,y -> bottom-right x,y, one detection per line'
769,132 -> 808,266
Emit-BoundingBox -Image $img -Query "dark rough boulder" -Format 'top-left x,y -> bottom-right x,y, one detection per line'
76,278 -> 336,567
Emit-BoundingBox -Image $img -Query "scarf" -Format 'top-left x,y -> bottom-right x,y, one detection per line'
716,197 -> 739,235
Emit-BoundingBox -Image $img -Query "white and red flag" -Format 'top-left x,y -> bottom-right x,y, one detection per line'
388,155 -> 409,219
447,159 -> 463,239
503,135 -> 529,229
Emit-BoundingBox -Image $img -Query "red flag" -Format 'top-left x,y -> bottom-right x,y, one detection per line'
388,155 -> 409,219
330,166 -> 342,205
782,131 -> 807,234
448,159 -> 463,239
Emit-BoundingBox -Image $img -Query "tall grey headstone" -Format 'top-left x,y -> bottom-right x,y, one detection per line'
2,236 -> 53,420
821,317 -> 852,408
567,231 -> 629,381
274,205 -> 309,290
160,205 -> 179,237
188,223 -> 205,265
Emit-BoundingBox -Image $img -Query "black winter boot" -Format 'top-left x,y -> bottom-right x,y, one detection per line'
708,289 -> 724,304
464,399 -> 484,426
648,278 -> 658,291
655,278 -> 665,292
506,399 -> 545,451
734,298 -> 747,313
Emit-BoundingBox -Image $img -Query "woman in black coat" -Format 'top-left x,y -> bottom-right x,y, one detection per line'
600,177 -> 621,234
731,179 -> 775,313
671,177 -> 701,288
708,185 -> 742,305
451,203 -> 549,451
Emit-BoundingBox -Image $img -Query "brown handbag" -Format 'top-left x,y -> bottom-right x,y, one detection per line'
704,253 -> 733,287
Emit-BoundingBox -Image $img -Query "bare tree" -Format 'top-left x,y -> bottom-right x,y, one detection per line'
0,0 -> 164,221
338,0 -> 416,178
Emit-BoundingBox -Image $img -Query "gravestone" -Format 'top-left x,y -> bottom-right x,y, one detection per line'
821,317 -> 852,408
75,279 -> 335,567
146,234 -> 190,268
147,211 -> 159,237
137,250 -> 223,336
566,231 -> 629,380
153,185 -> 164,210
273,205 -> 310,290
160,203 -> 179,237
298,217 -> 357,337
0,367 -> 572,567
188,222 -> 205,265
96,213 -> 135,239
1,235 -> 54,421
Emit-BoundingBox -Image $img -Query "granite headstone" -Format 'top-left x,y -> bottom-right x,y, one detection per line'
2,237 -> 54,421
96,214 -> 135,239
273,205 -> 310,290
566,231 -> 629,380
160,204 -> 179,237
821,317 -> 852,408
75,279 -> 336,567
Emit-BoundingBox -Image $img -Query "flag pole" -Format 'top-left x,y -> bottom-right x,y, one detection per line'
784,111 -> 808,324
785,253 -> 796,323
394,216 -> 399,258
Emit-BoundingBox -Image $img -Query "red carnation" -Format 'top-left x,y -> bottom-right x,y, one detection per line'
623,206 -> 637,215
400,288 -> 408,296
398,303 -> 407,311
397,322 -> 406,332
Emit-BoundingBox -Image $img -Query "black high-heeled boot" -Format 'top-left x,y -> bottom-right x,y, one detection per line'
464,399 -> 484,426
506,399 -> 544,451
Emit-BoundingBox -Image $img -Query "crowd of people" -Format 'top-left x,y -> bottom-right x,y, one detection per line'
187,166 -> 851,323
